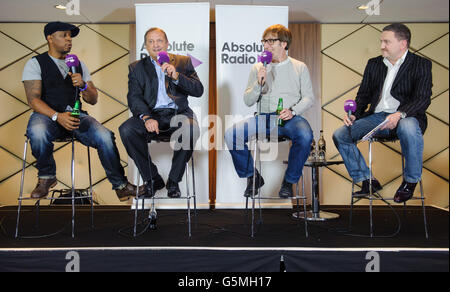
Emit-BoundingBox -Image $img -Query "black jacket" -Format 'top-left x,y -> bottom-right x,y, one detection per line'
127,54 -> 203,119
354,51 -> 433,133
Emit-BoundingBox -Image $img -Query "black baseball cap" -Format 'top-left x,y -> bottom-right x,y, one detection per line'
44,21 -> 80,39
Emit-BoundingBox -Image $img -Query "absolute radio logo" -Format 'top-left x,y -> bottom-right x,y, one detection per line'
139,40 -> 203,68
221,42 -> 264,64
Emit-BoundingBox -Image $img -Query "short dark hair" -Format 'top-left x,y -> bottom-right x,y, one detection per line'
144,27 -> 168,43
263,24 -> 292,50
383,23 -> 411,47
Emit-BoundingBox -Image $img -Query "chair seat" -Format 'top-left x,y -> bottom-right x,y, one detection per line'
257,134 -> 289,143
152,134 -> 172,143
54,137 -> 79,143
371,133 -> 398,143
24,134 -> 80,143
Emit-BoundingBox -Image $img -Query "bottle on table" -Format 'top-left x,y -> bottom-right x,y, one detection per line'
318,130 -> 326,162
308,139 -> 317,162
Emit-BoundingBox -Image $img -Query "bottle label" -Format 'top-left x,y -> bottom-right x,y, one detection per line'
71,100 -> 80,117
277,98 -> 284,127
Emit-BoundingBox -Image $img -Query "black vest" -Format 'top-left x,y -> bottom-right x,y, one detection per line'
34,52 -> 83,112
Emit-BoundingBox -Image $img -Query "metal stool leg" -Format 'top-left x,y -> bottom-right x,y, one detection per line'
401,154 -> 408,219
251,138 -> 259,238
87,146 -> 94,229
368,139 -> 374,238
191,156 -> 197,219
147,145 -> 157,231
401,150 -> 428,239
257,148 -> 263,227
300,175 -> 308,237
185,161 -> 192,237
35,200 -> 40,230
71,138 -> 75,238
349,181 -> 355,232
419,180 -> 429,239
295,180 -> 300,222
133,175 -> 140,238
15,137 -> 29,239
294,175 -> 308,237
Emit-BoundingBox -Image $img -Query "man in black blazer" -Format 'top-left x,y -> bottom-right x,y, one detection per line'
119,27 -> 203,198
333,23 -> 432,203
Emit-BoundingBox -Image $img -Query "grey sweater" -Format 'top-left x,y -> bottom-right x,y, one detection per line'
244,57 -> 315,115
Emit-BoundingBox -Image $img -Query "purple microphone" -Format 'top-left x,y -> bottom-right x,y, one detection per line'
258,50 -> 273,67
157,51 -> 170,66
344,100 -> 357,118
257,51 -> 272,86
65,54 -> 80,74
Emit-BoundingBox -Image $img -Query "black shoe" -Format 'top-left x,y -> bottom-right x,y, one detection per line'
394,181 -> 417,203
279,179 -> 293,198
244,171 -> 265,198
167,179 -> 181,198
354,179 -> 383,197
142,175 -> 165,198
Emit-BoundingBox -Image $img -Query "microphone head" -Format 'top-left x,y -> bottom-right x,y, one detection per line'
157,51 -> 170,65
259,50 -> 272,65
344,100 -> 357,113
65,54 -> 79,68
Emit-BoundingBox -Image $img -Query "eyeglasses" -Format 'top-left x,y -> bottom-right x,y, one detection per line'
261,38 -> 280,45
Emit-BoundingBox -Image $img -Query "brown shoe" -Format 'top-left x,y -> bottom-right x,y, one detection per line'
116,182 -> 145,202
30,178 -> 57,199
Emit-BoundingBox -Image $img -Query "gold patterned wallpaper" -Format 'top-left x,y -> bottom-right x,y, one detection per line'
0,23 -> 448,209
321,23 -> 449,208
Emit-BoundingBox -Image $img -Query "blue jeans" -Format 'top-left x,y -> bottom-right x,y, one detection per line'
332,112 -> 424,183
224,113 -> 313,184
26,112 -> 128,189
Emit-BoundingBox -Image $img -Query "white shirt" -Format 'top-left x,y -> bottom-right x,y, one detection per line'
375,50 -> 408,113
149,58 -> 178,110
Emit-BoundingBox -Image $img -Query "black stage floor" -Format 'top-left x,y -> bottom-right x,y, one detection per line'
0,205 -> 448,272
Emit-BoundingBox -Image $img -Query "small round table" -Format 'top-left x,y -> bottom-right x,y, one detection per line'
291,159 -> 344,221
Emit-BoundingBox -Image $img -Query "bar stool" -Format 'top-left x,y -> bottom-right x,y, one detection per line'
15,135 -> 94,239
349,135 -> 428,238
245,135 -> 308,238
130,134 -> 197,238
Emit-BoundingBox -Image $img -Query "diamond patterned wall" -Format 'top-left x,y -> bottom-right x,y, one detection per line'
0,23 -> 131,206
1,22 -> 448,209
321,23 -> 449,208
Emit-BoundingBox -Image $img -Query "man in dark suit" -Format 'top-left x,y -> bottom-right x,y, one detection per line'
333,23 -> 432,203
119,27 -> 203,198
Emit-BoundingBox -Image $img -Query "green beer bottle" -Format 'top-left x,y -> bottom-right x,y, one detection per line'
276,98 -> 284,127
71,100 -> 80,117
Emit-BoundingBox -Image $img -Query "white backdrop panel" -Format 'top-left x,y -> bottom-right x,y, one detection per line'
133,2 -> 210,208
215,5 -> 290,208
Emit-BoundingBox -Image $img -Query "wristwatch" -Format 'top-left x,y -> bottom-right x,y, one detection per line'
400,112 -> 407,119
51,112 -> 58,122
290,109 -> 297,116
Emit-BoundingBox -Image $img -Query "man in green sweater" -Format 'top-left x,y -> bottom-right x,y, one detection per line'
225,24 -> 315,198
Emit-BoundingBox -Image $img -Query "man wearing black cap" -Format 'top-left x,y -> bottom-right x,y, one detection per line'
22,21 -> 143,202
